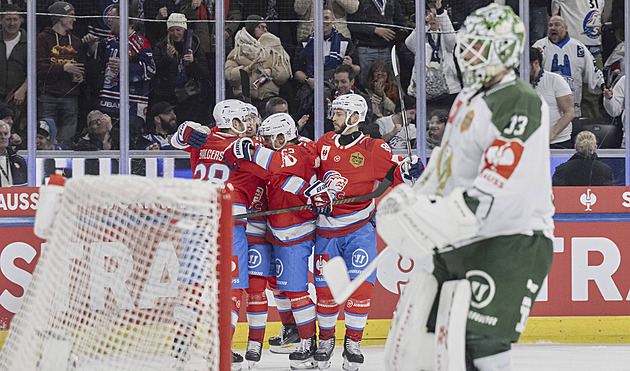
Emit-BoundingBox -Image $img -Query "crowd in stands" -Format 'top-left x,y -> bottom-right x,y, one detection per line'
0,0 -> 626,186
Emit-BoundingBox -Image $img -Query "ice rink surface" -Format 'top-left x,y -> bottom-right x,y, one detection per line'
229,343 -> 630,371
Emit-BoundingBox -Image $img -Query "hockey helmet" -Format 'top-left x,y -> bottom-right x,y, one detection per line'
212,99 -> 249,134
258,113 -> 297,150
331,94 -> 367,134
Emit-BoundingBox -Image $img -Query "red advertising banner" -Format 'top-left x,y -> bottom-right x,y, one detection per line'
2,187 -> 630,332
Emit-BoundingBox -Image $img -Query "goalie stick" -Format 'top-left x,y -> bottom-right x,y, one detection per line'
232,164 -> 397,219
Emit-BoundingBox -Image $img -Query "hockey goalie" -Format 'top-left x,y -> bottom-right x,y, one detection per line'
377,5 -> 555,371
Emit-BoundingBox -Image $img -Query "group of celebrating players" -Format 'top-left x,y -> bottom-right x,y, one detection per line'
170,93 -> 422,371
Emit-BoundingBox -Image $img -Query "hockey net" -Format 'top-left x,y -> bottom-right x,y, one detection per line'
0,175 -> 232,371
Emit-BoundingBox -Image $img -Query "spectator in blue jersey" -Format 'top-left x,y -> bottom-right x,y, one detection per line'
150,13 -> 211,124
136,102 -> 178,150
37,1 -> 84,143
95,3 -> 156,144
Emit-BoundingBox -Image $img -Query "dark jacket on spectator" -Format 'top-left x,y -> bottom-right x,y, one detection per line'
1,146 -> 26,186
0,29 -> 27,100
36,27 -> 84,97
552,152 -> 615,186
347,0 -> 406,48
74,127 -> 120,151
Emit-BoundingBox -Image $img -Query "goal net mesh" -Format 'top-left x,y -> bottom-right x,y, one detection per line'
0,175 -> 229,371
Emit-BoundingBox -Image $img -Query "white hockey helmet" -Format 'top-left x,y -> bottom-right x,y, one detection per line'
455,3 -> 525,91
242,103 -> 261,138
212,99 -> 249,134
258,113 -> 298,150
331,94 -> 367,134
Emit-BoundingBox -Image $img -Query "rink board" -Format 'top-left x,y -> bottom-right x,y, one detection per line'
2,186 -> 630,350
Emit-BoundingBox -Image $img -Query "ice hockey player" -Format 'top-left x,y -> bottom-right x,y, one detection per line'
224,112 -> 328,369
171,99 -> 260,370
377,4 -> 554,371
313,94 -> 423,371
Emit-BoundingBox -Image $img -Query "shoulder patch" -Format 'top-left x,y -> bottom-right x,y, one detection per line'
483,80 -> 543,141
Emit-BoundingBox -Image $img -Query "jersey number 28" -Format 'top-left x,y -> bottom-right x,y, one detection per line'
194,163 -> 230,184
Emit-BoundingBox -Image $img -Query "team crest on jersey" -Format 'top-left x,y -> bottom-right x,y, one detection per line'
321,145 -> 331,160
460,110 -> 474,132
436,142 -> 453,191
281,153 -> 297,167
349,152 -> 365,168
582,10 -> 601,40
249,186 -> 264,211
315,254 -> 329,276
323,171 -> 348,199
480,138 -> 524,188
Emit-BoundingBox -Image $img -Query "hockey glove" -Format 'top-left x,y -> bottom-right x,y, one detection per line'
176,121 -> 210,149
402,156 -> 424,185
304,180 -> 333,216
223,138 -> 254,171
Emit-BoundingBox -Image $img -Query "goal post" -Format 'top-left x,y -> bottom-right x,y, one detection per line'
0,175 -> 232,371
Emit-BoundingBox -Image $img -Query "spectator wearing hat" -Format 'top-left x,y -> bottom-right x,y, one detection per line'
136,102 -> 178,150
36,1 -> 84,143
0,103 -> 22,151
225,14 -> 292,112
151,13 -> 211,124
0,119 -> 26,187
0,4 -> 27,107
36,118 -> 61,150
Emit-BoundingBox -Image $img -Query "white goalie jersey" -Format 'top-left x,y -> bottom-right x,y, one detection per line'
426,72 -> 555,246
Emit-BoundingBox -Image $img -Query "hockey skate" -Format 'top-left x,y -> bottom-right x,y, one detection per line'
289,335 -> 317,370
245,340 -> 262,369
314,336 -> 335,369
170,336 -> 190,370
232,351 -> 244,371
268,323 -> 300,354
342,336 -> 364,371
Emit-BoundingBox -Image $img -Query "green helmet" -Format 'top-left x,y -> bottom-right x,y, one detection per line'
455,4 -> 525,91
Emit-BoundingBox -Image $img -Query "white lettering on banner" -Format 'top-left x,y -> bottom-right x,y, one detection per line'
622,192 -> 630,207
0,242 -> 36,313
571,237 -> 623,301
536,237 -> 566,302
90,242 -> 135,310
137,241 -> 179,308
0,192 -> 38,211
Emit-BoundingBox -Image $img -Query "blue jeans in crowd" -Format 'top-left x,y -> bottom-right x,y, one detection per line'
38,93 -> 78,143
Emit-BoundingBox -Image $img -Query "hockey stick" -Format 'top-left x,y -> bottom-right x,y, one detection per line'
232,164 -> 397,219
390,45 -> 414,160
323,247 -> 397,304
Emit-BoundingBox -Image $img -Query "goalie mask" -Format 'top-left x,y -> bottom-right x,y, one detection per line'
331,94 -> 367,134
258,113 -> 297,150
455,4 -> 525,91
212,99 -> 249,134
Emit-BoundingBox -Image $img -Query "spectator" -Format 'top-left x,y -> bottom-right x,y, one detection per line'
294,0 -> 358,42
375,95 -> 417,149
551,0 -> 607,120
324,64 -> 373,133
36,118 -> 62,150
75,110 -> 118,151
0,4 -> 27,107
529,0 -> 549,42
179,0 -> 212,56
529,47 -> 575,148
0,119 -> 26,187
151,13 -> 211,124
347,0 -> 407,85
405,0 -> 460,111
533,16 -> 604,119
603,75 -> 626,148
37,1 -> 84,143
136,102 -> 178,150
93,3 -> 155,141
552,130 -> 614,186
365,58 -> 399,119
293,8 -> 360,138
443,0 -> 492,30
0,103 -> 22,151
225,15 -> 292,112
426,108 -> 448,150
142,0 -> 179,46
